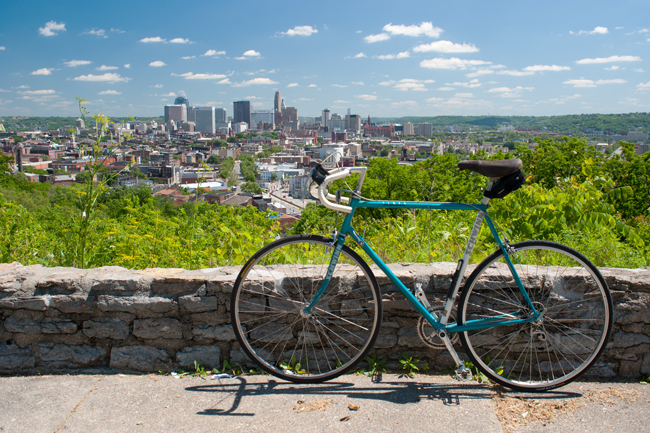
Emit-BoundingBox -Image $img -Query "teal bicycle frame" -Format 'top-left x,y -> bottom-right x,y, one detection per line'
304,186 -> 541,367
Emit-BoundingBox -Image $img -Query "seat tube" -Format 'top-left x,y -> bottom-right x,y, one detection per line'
440,190 -> 492,326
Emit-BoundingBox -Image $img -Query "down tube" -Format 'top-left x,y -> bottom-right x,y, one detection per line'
347,228 -> 444,331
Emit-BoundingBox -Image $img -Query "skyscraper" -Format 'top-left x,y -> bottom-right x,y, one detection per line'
215,108 -> 227,123
274,91 -> 281,113
164,105 -> 187,123
233,101 -> 251,127
195,106 -> 216,134
322,109 -> 330,129
174,92 -> 192,122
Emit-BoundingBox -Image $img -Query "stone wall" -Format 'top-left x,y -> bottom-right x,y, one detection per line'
1,262 -> 649,378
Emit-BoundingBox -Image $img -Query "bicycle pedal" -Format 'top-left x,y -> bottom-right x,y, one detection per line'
455,367 -> 473,381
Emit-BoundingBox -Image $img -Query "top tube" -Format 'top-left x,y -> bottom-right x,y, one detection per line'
354,199 -> 488,212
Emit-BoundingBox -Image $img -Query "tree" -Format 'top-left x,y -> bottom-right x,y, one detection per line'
271,173 -> 278,181
227,171 -> 239,189
13,135 -> 24,143
241,181 -> 262,194
207,154 -> 220,164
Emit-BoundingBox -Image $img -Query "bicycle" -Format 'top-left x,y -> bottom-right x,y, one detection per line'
230,156 -> 613,391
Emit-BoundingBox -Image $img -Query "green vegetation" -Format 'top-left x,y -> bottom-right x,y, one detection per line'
0,137 -> 648,270
399,353 -> 426,377
360,353 -> 387,376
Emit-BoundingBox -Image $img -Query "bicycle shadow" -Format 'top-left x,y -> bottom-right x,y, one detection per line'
185,374 -> 582,416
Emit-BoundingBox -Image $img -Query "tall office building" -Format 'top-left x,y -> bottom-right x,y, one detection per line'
174,92 -> 192,122
346,114 -> 361,132
251,110 -> 274,128
403,122 -> 414,136
195,106 -> 216,134
416,122 -> 433,137
282,106 -> 298,122
274,91 -> 281,113
233,101 -> 251,127
215,108 -> 227,123
164,105 -> 187,123
322,109 -> 331,129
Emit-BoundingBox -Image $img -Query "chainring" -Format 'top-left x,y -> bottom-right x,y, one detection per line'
417,313 -> 460,349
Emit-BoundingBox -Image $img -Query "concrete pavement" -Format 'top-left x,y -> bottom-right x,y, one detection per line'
1,373 -> 648,433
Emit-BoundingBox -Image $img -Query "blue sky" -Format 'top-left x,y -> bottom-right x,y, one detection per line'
1,0 -> 649,118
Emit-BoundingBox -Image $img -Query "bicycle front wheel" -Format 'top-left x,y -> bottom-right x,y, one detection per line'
457,241 -> 613,391
230,235 -> 382,383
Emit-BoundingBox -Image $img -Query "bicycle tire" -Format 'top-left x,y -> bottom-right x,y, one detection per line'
457,240 -> 613,391
230,235 -> 382,383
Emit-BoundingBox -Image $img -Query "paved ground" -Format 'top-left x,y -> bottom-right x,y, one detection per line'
0,373 -> 648,433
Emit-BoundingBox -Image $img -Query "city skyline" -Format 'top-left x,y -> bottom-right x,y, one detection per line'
1,0 -> 649,118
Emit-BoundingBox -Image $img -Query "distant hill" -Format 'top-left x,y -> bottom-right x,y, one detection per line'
371,113 -> 650,134
0,116 -> 164,132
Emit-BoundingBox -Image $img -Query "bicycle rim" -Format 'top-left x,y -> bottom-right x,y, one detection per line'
458,241 -> 613,391
231,235 -> 382,383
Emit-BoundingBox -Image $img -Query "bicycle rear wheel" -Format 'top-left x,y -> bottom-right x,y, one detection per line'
457,241 -> 612,391
230,235 -> 382,383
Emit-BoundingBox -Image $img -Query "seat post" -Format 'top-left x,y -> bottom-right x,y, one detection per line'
482,180 -> 494,205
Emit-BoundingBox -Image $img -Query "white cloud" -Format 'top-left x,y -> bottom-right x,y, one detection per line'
110,28 -> 125,34
218,78 -> 230,85
287,83 -> 298,87
73,73 -> 130,82
281,25 -> 318,36
447,79 -> 481,88
98,90 -> 121,95
523,64 -> 571,72
151,84 -> 163,88
563,78 -> 626,88
298,98 -> 313,101
170,38 -> 191,44
465,68 -> 494,78
455,93 -> 473,98
354,52 -> 367,58
308,84 -> 317,87
97,65 -> 118,71
438,86 -> 454,91
182,56 -> 196,60
139,37 -> 166,43
30,68 -> 53,76
497,70 -> 535,76
379,78 -> 435,91
364,33 -> 391,43
634,68 -> 645,73
64,60 -> 92,67
572,26 -> 609,35
243,50 -> 260,57
352,81 -> 364,85
605,65 -> 620,71
18,89 -> 56,95
391,100 -> 418,107
488,86 -> 534,97
0,46 -> 5,50
377,51 -> 410,60
576,55 -> 642,64
355,94 -> 377,100
149,61 -> 166,67
420,57 -> 490,70
413,40 -> 478,53
172,72 -> 227,80
331,84 -> 348,88
38,21 -> 66,37
231,77 -> 278,87
16,85 -> 30,89
124,64 -> 131,69
637,81 -> 650,90
84,29 -> 107,38
384,22 -> 443,38
564,79 -> 597,88
203,50 -> 226,56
